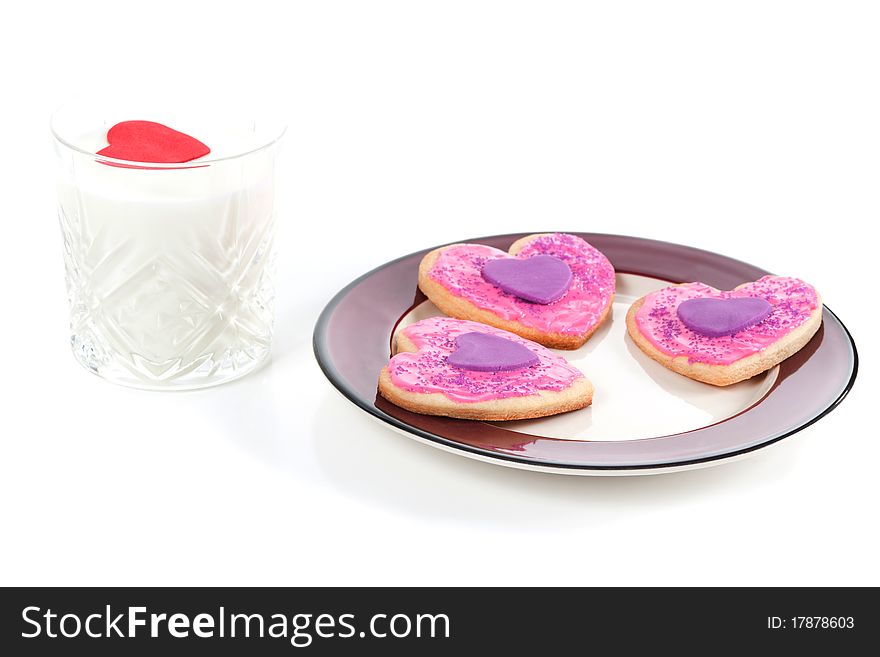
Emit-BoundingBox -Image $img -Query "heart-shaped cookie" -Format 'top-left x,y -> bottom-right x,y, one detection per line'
97,120 -> 210,164
378,317 -> 592,420
418,233 -> 615,349
626,276 -> 822,386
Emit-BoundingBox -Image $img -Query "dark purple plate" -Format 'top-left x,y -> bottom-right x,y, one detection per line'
313,233 -> 857,475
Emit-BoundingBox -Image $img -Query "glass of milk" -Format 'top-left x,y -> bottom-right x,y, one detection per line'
51,98 -> 286,390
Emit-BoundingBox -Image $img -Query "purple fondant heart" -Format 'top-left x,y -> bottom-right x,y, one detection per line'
447,332 -> 540,372
677,297 -> 772,337
481,254 -> 572,304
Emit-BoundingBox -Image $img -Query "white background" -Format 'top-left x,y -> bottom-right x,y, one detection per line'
1,1 -> 877,586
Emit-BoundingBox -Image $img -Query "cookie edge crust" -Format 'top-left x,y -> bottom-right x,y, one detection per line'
624,287 -> 824,386
417,234 -> 614,350
377,332 -> 593,421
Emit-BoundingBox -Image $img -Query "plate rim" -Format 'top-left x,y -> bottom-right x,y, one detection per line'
313,232 -> 859,473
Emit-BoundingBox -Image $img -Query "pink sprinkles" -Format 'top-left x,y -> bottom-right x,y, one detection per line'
388,317 -> 585,403
428,233 -> 615,336
634,276 -> 819,365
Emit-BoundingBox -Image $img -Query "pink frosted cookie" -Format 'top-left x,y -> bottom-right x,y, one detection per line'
626,276 -> 823,386
418,233 -> 615,349
378,317 -> 593,420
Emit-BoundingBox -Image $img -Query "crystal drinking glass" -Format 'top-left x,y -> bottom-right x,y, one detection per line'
51,99 -> 286,389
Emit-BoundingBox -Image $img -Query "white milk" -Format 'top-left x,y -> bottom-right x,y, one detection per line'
55,125 -> 279,389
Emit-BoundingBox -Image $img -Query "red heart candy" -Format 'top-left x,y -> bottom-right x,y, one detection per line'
97,121 -> 210,163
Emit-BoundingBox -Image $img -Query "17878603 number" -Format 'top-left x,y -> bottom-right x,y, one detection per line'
767,617 -> 855,630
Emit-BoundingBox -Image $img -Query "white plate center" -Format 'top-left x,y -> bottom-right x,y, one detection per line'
394,273 -> 778,441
